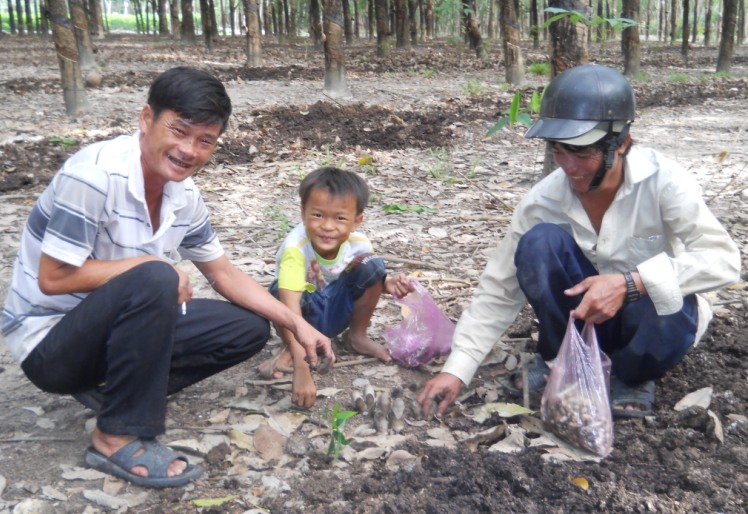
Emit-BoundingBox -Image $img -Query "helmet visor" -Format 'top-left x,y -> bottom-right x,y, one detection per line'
525,119 -> 628,146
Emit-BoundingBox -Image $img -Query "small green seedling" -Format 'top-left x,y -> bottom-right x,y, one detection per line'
382,204 -> 437,214
328,404 -> 357,460
486,88 -> 544,136
49,136 -> 78,147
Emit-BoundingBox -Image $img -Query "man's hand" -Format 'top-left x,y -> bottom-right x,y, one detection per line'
174,266 -> 193,305
384,274 -> 415,299
417,372 -> 463,418
294,322 -> 335,370
564,273 -> 627,324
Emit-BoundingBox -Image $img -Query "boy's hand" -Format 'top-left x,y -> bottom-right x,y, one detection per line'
291,364 -> 317,408
385,274 -> 415,299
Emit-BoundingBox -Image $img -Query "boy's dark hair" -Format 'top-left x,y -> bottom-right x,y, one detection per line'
147,67 -> 232,134
299,167 -> 369,215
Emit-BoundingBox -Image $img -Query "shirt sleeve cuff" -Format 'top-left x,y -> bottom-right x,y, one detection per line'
441,349 -> 482,386
637,252 -> 683,315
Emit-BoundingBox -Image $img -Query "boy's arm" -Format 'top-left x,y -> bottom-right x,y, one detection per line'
277,288 -> 318,409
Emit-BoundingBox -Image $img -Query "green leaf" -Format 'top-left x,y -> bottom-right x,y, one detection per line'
508,91 -> 521,125
49,136 -> 78,147
486,118 -> 510,136
191,496 -> 238,507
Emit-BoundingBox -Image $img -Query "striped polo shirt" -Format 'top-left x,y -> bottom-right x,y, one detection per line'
2,132 -> 223,363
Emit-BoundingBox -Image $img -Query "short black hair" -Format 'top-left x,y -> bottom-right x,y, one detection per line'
299,167 -> 369,215
147,67 -> 232,134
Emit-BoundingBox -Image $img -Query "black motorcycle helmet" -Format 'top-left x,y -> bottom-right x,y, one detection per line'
525,64 -> 636,189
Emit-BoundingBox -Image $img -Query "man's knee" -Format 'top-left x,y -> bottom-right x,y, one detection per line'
126,261 -> 179,304
517,223 -> 571,256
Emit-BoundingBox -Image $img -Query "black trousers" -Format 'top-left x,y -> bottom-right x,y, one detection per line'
21,261 -> 269,437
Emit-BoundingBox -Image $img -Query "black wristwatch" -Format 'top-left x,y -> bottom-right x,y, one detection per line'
623,271 -> 641,304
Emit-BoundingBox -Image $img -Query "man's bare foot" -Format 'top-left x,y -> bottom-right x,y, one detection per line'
345,332 -> 392,363
91,427 -> 186,478
257,349 -> 294,379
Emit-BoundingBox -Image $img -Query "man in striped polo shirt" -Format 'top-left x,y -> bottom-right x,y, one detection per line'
2,67 -> 334,488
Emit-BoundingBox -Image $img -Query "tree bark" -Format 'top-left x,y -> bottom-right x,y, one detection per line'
530,0 -> 539,48
545,0 -> 588,176
342,0 -> 353,43
158,0 -> 169,35
368,0 -> 375,38
244,0 -> 262,65
395,0 -> 409,48
704,0 -> 713,46
15,0 -> 24,34
25,0 -> 33,33
408,0 -> 417,44
716,0 -> 737,72
669,0 -> 677,44
47,0 -> 89,115
181,0 -> 196,43
69,0 -> 96,70
7,0 -> 17,34
691,0 -> 698,43
323,0 -> 347,93
375,0 -> 391,56
424,0 -> 433,38
310,0 -> 323,49
89,0 -> 106,38
622,0 -> 641,77
681,0 -> 690,57
463,0 -> 484,57
169,0 -> 180,39
199,0 -> 214,49
500,0 -> 525,84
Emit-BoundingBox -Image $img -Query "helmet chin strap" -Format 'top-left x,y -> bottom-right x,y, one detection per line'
586,123 -> 631,191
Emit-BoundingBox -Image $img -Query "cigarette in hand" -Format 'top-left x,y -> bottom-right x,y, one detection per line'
181,302 -> 187,315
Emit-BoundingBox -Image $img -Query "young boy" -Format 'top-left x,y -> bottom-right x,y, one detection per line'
260,167 -> 413,408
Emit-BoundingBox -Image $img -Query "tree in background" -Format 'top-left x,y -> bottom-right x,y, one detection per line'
182,0 -> 197,43
47,0 -> 89,115
717,0 -> 738,72
245,0 -> 262,65
462,0 -> 484,57
309,0 -> 323,49
395,0 -> 409,48
324,0 -> 347,94
622,0 -> 641,76
500,0 -> 526,85
375,0 -> 390,56
69,0 -> 96,70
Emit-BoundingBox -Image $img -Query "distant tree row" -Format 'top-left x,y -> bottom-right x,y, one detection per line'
1,0 -> 745,48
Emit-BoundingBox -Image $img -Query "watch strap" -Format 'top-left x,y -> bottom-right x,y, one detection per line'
623,271 -> 641,304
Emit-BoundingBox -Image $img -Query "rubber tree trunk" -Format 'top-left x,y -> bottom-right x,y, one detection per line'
323,0 -> 347,94
394,0 -> 409,48
309,0 -> 323,49
89,0 -> 106,38
181,0 -> 196,43
500,0 -> 525,84
342,0 -> 353,43
622,0 -> 641,77
199,0 -> 214,49
69,0 -> 96,70
716,0 -> 737,72
463,0 -> 484,57
47,0 -> 89,115
544,0 -> 588,176
681,0 -> 690,58
375,0 -> 391,56
245,0 -> 262,66
158,0 -> 169,35
169,0 -> 181,39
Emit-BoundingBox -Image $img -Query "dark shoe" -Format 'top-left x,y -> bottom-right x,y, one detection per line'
610,376 -> 655,418
502,354 -> 551,398
73,387 -> 104,414
85,438 -> 202,488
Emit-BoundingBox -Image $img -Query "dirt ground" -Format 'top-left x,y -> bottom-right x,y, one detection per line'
1,35 -> 748,513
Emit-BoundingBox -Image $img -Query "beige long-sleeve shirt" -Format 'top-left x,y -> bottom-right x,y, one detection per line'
442,146 -> 741,385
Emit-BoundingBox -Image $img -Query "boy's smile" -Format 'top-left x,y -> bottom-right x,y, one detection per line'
301,188 -> 363,260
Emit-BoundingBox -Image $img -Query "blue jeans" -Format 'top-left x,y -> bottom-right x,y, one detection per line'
269,253 -> 387,337
515,223 -> 698,385
21,261 -> 270,438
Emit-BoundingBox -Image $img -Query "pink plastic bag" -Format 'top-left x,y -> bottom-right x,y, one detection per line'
382,279 -> 455,367
540,313 -> 613,457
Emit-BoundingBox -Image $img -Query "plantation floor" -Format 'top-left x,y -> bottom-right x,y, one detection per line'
1,35 -> 747,513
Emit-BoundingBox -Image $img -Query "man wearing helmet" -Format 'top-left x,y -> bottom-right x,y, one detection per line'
418,64 -> 740,419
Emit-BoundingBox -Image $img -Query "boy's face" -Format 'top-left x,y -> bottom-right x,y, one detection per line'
301,188 -> 363,260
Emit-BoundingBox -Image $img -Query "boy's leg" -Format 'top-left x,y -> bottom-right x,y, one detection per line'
257,280 -> 295,379
320,254 -> 389,361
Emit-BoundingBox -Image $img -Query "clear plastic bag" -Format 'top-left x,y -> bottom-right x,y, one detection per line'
382,279 -> 455,367
540,313 -> 614,457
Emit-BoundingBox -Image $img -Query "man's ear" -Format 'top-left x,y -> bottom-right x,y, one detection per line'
139,104 -> 154,132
